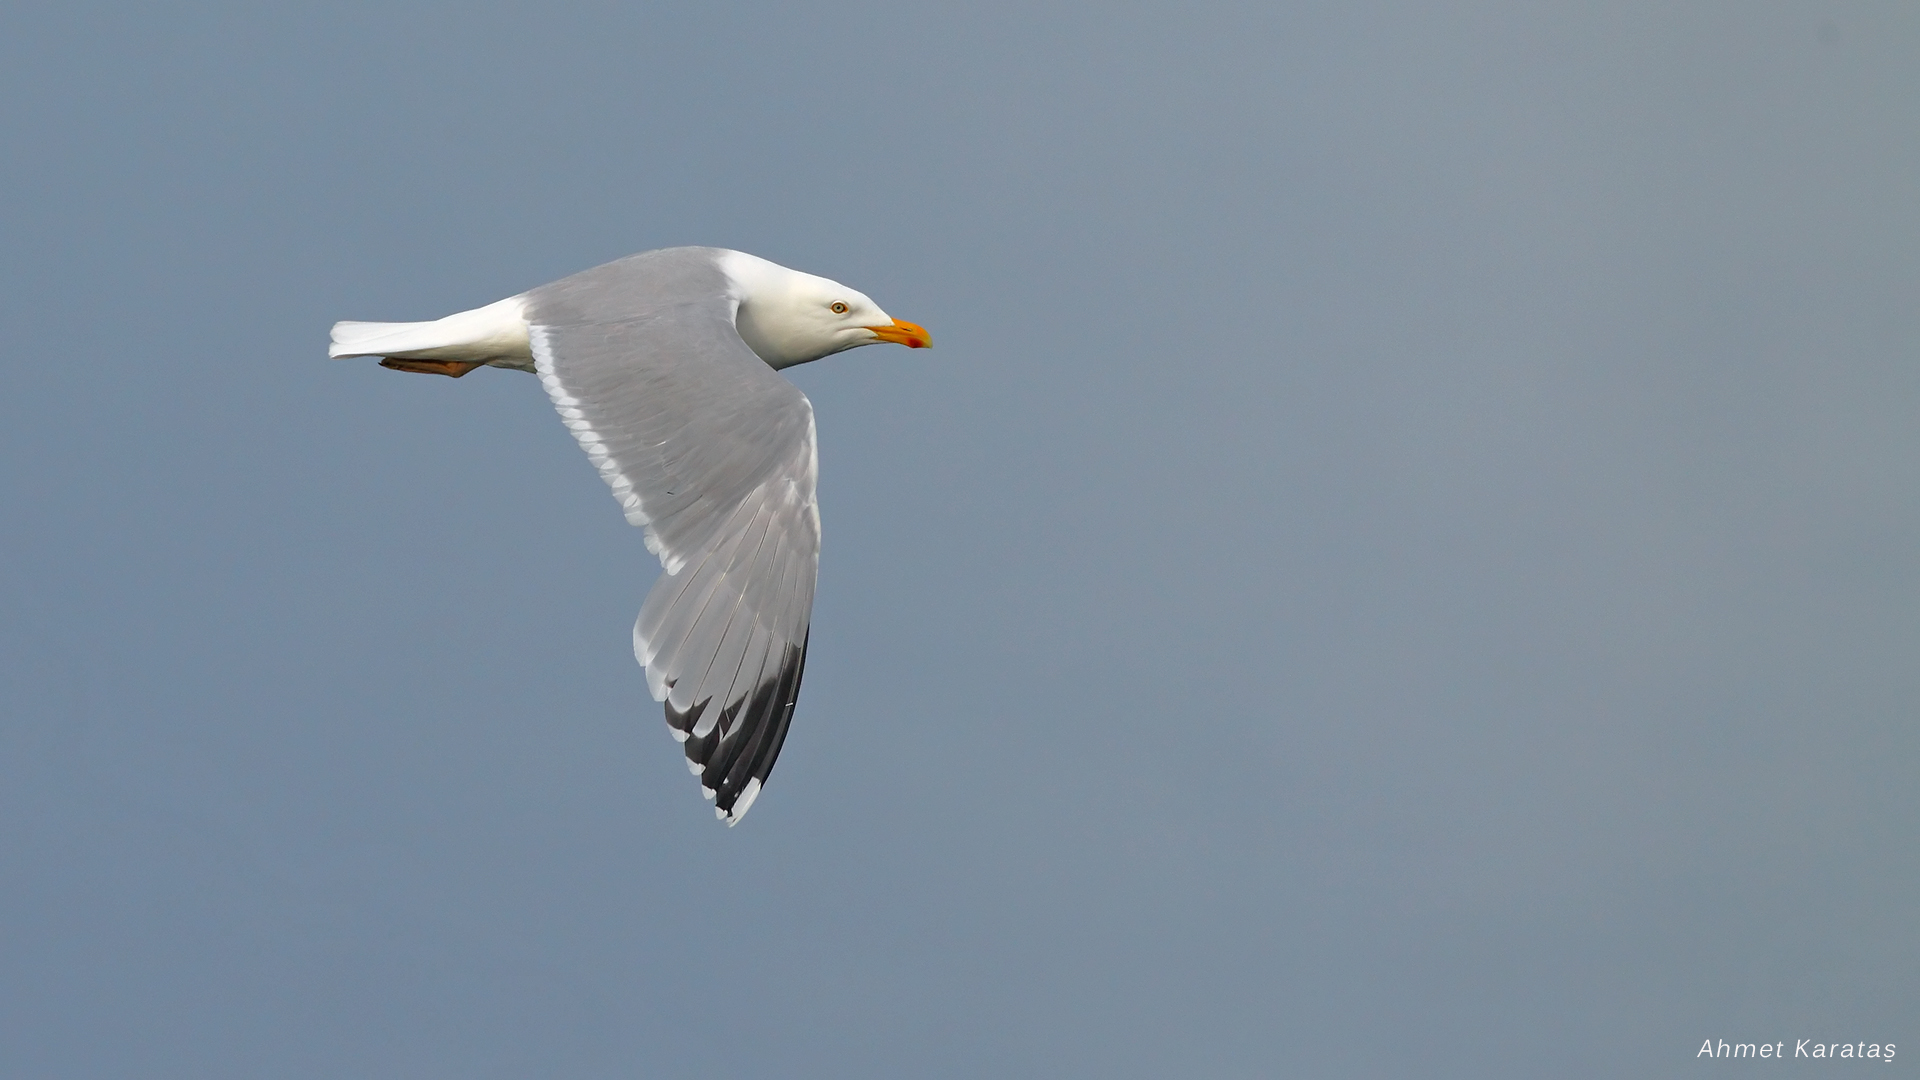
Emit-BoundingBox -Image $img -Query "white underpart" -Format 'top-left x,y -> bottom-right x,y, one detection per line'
329,296 -> 533,368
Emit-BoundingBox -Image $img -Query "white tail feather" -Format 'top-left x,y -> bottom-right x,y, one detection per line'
329,295 -> 534,366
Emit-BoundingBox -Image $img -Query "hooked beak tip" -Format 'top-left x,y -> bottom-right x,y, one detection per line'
867,318 -> 931,349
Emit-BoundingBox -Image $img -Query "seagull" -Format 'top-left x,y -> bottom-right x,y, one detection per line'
330,247 -> 930,823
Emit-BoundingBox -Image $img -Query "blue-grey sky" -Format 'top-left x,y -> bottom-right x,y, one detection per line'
2,2 -> 1914,1076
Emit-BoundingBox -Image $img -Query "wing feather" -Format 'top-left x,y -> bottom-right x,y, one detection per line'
527,263 -> 819,824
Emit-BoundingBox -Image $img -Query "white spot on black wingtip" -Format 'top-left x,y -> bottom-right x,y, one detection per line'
731,778 -> 763,820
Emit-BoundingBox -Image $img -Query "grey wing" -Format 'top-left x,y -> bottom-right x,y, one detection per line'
530,302 -> 819,824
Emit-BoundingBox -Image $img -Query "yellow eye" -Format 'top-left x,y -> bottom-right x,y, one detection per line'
830,301 -> 849,314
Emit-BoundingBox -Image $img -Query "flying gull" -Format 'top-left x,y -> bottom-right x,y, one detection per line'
330,247 -> 930,823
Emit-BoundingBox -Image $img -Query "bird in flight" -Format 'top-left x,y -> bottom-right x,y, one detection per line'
331,247 -> 930,823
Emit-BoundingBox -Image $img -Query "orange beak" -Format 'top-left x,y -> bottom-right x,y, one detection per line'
865,318 -> 932,349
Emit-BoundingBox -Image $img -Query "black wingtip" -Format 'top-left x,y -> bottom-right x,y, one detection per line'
670,631 -> 810,822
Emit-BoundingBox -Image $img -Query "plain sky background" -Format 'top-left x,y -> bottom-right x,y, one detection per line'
2,2 -> 1914,1076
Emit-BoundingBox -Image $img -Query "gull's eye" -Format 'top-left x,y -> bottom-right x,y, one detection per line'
830,301 -> 849,314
